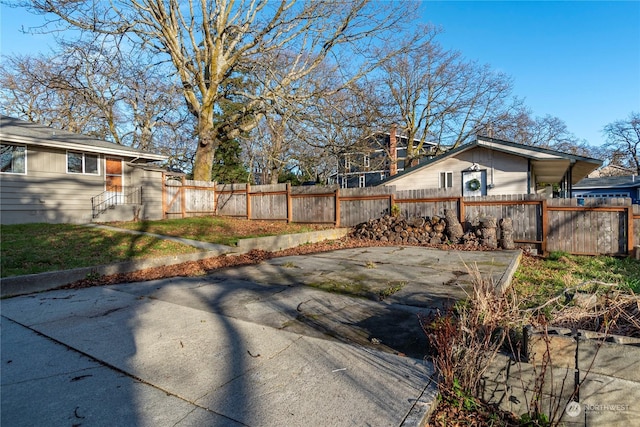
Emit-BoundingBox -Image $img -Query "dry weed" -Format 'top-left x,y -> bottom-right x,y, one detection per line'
420,262 -> 521,396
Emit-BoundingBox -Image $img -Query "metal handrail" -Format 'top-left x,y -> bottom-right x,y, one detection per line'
91,186 -> 142,218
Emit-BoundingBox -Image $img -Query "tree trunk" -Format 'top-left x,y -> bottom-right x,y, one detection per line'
193,141 -> 215,181
192,114 -> 217,181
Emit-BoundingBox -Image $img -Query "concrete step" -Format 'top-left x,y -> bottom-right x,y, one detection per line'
93,204 -> 143,223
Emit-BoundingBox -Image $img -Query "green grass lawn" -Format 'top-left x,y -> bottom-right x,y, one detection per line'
1,217 -> 330,277
512,251 -> 640,308
0,223 -> 200,277
110,216 -> 329,246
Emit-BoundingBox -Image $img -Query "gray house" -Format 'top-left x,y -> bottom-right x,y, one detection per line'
379,136 -> 602,197
1,115 -> 168,224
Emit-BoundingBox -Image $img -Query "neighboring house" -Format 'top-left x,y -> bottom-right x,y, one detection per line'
1,115 -> 168,224
572,175 -> 640,204
330,126 -> 437,188
379,135 -> 602,197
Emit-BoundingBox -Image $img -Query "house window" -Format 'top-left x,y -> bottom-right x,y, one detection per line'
341,177 -> 347,188
67,151 -> 99,174
363,155 -> 370,168
358,174 -> 365,188
0,144 -> 26,174
440,171 -> 453,188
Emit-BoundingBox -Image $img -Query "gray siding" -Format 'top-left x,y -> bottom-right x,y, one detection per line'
131,166 -> 164,221
384,147 -> 530,194
1,145 -> 162,224
1,146 -> 102,223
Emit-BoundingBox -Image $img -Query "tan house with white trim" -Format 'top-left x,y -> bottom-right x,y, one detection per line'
380,136 -> 602,197
1,115 -> 168,224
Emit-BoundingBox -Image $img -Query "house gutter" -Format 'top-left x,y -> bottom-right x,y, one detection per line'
1,134 -> 167,162
527,159 -> 531,194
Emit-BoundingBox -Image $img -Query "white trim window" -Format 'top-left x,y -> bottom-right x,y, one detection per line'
358,174 -> 365,188
440,171 -> 453,188
344,155 -> 351,170
363,155 -> 370,168
341,177 -> 347,188
67,151 -> 99,174
1,144 -> 26,174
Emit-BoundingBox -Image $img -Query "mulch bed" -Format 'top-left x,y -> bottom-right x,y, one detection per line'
58,236 -> 495,290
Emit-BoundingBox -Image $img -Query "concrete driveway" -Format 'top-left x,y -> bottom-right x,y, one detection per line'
1,246 -> 521,426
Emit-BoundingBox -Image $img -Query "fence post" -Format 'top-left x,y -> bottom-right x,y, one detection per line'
213,182 -> 217,216
181,176 -> 186,218
627,205 -> 634,256
541,199 -> 548,256
458,196 -> 465,227
286,182 -> 292,223
390,193 -> 395,215
246,183 -> 251,220
335,188 -> 341,228
162,172 -> 166,219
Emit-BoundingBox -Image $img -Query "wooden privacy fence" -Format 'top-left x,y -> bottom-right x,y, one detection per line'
162,179 -> 640,256
163,176 -> 216,219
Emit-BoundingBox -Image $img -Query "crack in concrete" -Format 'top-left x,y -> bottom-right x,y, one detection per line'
88,306 -> 125,318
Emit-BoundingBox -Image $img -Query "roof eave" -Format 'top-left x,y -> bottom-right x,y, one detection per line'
378,142 -> 478,185
1,133 -> 168,162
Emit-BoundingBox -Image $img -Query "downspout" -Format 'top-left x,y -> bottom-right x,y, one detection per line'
527,159 -> 531,194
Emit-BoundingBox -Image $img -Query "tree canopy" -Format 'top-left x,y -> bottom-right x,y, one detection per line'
2,1 -> 608,183
603,112 -> 640,174
20,0 -> 418,180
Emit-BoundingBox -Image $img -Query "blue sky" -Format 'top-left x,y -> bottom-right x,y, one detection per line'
421,1 -> 640,146
1,1 -> 639,147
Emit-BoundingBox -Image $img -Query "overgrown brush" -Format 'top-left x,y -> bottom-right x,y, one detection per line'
419,262 -> 520,396
422,262 -> 616,426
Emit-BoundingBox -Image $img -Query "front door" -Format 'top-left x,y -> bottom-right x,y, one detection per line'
105,157 -> 123,204
462,170 -> 486,197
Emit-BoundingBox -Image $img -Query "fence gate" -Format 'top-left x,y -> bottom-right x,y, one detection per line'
164,175 -> 184,219
162,175 -> 217,219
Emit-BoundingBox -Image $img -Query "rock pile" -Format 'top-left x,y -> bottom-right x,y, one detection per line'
351,214 -> 451,245
352,212 -> 514,250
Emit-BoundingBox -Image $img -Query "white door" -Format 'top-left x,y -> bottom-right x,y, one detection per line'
462,170 -> 486,197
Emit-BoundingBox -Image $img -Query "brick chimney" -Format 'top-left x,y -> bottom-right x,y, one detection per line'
389,124 -> 398,176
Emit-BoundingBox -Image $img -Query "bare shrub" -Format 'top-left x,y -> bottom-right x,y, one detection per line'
421,263 -> 608,426
420,262 -> 519,396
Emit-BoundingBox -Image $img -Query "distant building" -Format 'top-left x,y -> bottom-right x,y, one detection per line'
330,125 -> 437,188
573,175 -> 640,204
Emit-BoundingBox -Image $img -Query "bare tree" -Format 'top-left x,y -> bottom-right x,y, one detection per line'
291,79 -> 391,177
23,0 -> 419,180
0,54 -> 107,135
603,112 -> 640,174
379,30 -> 515,165
244,114 -> 295,185
242,51 -> 391,185
1,41 -> 194,164
487,106 -> 597,158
